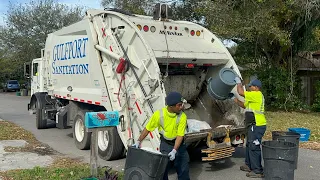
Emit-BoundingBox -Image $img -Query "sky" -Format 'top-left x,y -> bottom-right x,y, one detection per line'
0,0 -> 102,26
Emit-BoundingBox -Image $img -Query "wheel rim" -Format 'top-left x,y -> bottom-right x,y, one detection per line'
75,118 -> 84,142
98,130 -> 109,151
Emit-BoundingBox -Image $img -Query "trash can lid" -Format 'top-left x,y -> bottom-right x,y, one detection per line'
272,131 -> 301,137
219,68 -> 237,86
262,140 -> 297,150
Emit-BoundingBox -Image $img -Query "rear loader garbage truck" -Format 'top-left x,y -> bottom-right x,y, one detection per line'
26,4 -> 246,161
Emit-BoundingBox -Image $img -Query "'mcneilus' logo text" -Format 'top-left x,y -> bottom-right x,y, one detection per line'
159,30 -> 183,36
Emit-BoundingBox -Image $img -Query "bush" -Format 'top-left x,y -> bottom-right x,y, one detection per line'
252,66 -> 308,111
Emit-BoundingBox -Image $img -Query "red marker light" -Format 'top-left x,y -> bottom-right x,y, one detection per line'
186,64 -> 194,68
143,25 -> 149,32
190,30 -> 195,36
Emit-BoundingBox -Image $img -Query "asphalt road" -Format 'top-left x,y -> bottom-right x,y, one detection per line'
0,92 -> 319,180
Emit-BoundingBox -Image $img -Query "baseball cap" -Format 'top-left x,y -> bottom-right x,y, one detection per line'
166,92 -> 185,106
248,79 -> 262,88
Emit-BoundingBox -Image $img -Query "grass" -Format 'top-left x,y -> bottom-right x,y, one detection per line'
0,120 -> 123,180
0,164 -> 123,180
264,111 -> 320,150
1,111 -> 319,179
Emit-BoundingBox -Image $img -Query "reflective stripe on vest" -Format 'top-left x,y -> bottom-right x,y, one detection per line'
246,94 -> 265,115
159,109 -> 182,140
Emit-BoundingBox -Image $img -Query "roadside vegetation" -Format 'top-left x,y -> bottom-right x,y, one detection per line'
0,110 -> 320,179
0,120 -> 123,180
264,111 -> 320,150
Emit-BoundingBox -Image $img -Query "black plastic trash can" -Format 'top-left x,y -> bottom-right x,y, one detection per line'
262,141 -> 296,180
124,146 -> 169,180
272,131 -> 300,169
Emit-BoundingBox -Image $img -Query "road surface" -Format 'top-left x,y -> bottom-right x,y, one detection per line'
0,92 -> 319,180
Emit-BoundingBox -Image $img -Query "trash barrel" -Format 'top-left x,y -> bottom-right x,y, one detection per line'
124,146 -> 169,180
207,67 -> 237,100
272,131 -> 300,169
262,141 -> 296,180
21,89 -> 28,96
16,91 -> 21,96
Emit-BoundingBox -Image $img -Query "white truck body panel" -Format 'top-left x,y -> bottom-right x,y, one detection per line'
31,9 -> 245,153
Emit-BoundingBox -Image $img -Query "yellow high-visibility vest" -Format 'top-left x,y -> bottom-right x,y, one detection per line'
244,91 -> 266,126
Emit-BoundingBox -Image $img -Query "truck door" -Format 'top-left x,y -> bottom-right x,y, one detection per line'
31,61 -> 39,95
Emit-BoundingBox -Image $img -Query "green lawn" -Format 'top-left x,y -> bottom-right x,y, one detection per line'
1,165 -> 122,180
1,111 -> 320,179
0,121 -> 123,180
264,111 -> 320,150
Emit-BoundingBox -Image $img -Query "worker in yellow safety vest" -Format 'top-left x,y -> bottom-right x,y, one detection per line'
133,91 -> 190,180
233,77 -> 266,178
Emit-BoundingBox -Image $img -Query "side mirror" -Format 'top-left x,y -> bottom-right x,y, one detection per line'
24,62 -> 31,79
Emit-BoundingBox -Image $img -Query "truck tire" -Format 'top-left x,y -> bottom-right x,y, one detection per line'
97,127 -> 125,161
36,108 -> 47,129
73,110 -> 91,150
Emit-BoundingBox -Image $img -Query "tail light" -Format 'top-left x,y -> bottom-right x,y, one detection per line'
241,134 -> 245,140
150,26 -> 156,33
186,64 -> 194,68
196,30 -> 201,36
190,30 -> 195,36
169,63 -> 180,66
137,24 -> 142,30
143,25 -> 149,32
236,135 -> 240,141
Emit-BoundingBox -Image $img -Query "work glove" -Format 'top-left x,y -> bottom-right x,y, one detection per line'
168,149 -> 177,161
234,77 -> 241,84
132,141 -> 140,148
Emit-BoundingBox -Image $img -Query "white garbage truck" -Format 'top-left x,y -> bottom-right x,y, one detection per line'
26,5 -> 246,161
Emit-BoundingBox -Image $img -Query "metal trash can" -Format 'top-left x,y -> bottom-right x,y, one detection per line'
262,140 -> 296,180
272,131 -> 300,169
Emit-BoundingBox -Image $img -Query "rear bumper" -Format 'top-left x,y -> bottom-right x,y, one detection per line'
6,87 -> 20,91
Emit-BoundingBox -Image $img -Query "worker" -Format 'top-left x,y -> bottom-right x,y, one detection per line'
233,77 -> 266,178
133,91 -> 190,180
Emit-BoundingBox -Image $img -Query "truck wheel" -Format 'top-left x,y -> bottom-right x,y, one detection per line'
97,127 -> 124,160
73,110 -> 91,150
36,108 -> 47,129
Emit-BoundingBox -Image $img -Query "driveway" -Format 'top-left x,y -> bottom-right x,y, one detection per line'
0,92 -> 319,179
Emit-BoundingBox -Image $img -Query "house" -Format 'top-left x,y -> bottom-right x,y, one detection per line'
297,51 -> 320,105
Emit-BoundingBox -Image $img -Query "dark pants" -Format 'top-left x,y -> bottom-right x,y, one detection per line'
245,125 -> 266,174
160,140 -> 190,180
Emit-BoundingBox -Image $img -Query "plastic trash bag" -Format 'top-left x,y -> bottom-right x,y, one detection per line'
186,119 -> 211,133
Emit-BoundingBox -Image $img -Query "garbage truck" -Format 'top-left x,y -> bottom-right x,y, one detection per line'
26,4 -> 246,162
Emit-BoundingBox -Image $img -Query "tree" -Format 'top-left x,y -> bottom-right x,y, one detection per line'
101,0 -> 157,15
0,0 -> 84,74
